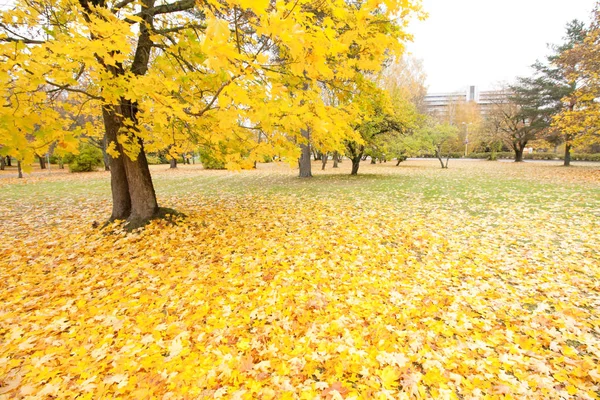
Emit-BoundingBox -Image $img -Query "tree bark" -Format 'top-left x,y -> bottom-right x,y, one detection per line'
298,128 -> 312,178
321,153 -> 328,170
102,106 -> 132,221
332,151 -> 339,168
514,147 -> 524,162
170,158 -> 177,169
118,99 -> 159,226
396,159 -> 402,166
0,156 -> 5,170
564,143 -> 572,166
6,156 -> 11,167
435,147 -> 448,169
370,158 -> 376,164
17,160 -> 23,178
38,155 -> 46,169
351,156 -> 362,175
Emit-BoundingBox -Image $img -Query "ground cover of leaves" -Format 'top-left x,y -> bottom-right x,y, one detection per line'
1,160 -> 600,399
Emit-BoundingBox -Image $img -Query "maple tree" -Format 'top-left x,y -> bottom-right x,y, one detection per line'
0,0 -> 423,226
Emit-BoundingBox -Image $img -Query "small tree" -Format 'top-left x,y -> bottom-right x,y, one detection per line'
414,120 -> 459,169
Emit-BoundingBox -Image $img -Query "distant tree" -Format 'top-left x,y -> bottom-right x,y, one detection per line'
553,10 -> 600,158
487,84 -> 548,162
514,20 -> 587,166
412,120 -> 459,168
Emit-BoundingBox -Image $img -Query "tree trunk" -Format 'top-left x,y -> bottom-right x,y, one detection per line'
564,143 -> 572,166
83,0 -> 160,227
435,147 -> 445,169
170,158 -> 177,169
118,99 -> 159,226
6,156 -> 11,166
351,156 -> 362,175
396,159 -> 402,166
0,156 -> 5,170
370,158 -> 376,164
101,135 -> 110,171
102,106 -> 132,221
38,155 -> 46,169
17,160 -> 23,178
332,151 -> 339,168
321,153 -> 328,170
514,147 -> 524,162
298,128 -> 312,178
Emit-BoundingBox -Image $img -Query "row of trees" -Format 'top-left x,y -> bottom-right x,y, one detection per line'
2,1 -> 599,225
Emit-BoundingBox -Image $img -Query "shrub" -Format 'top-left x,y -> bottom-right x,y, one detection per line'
146,154 -> 164,165
467,152 -> 600,161
69,145 -> 103,172
199,148 -> 226,169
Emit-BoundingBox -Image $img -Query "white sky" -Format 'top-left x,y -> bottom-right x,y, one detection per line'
406,0 -> 598,93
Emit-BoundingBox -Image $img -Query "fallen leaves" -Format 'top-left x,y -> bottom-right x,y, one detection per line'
0,161 -> 599,398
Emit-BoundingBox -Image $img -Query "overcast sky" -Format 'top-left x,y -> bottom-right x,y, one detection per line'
406,0 -> 598,94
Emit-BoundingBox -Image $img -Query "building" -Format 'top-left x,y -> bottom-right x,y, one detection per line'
424,86 -> 511,118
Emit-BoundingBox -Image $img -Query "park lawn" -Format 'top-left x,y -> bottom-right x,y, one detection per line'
1,160 -> 599,399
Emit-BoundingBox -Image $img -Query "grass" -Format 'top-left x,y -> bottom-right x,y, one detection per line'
2,159 -> 599,216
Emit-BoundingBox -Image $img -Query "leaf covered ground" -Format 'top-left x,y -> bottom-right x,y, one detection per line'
1,160 -> 600,399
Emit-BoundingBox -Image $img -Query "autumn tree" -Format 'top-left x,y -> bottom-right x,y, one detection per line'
0,0 -> 422,226
408,119 -> 458,168
345,80 -> 415,175
553,9 -> 600,157
514,20 -> 587,166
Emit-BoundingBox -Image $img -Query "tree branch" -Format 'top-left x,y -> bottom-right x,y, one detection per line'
139,0 -> 195,17
112,0 -> 136,12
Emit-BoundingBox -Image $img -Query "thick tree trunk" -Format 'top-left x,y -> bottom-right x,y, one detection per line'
102,106 -> 132,221
17,161 -> 23,178
38,155 -> 46,170
321,153 -> 328,170
332,151 -> 339,168
0,156 -> 5,170
298,128 -> 312,178
170,158 -> 177,169
6,156 -> 11,167
122,140 -> 159,227
118,99 -> 159,226
351,156 -> 361,175
396,159 -> 402,166
564,143 -> 572,166
514,148 -> 524,162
